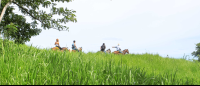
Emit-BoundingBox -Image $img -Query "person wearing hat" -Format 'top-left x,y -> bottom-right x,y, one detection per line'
72,40 -> 79,52
112,44 -> 122,53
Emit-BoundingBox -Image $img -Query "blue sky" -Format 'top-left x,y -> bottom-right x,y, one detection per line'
10,0 -> 200,59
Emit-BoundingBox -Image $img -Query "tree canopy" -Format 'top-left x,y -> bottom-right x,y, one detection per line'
0,0 -> 77,43
1,13 -> 42,44
191,43 -> 200,58
1,0 -> 77,31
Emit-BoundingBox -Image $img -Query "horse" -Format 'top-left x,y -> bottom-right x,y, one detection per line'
106,49 -> 111,54
51,47 -> 69,52
69,47 -> 82,53
61,47 -> 69,51
112,49 -> 129,55
97,49 -> 111,54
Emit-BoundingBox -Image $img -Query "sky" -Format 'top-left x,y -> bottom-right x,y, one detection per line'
9,0 -> 200,60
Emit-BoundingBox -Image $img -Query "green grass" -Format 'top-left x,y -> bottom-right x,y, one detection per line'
0,39 -> 199,85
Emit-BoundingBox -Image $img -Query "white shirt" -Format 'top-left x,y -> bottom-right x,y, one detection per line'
55,44 -> 59,46
115,45 -> 121,51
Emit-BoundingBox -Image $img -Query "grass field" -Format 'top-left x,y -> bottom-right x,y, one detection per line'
0,39 -> 199,85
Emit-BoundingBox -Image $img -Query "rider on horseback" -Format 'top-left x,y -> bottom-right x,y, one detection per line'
100,43 -> 106,53
72,40 -> 79,52
112,44 -> 122,53
55,38 -> 62,50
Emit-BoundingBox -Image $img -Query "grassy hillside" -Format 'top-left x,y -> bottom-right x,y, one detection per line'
0,39 -> 199,85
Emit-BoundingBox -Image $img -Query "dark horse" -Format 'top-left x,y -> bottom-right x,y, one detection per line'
97,49 -> 111,54
106,49 -> 111,54
51,47 -> 69,52
112,49 -> 129,55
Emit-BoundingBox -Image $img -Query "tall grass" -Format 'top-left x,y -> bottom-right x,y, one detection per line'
0,39 -> 199,85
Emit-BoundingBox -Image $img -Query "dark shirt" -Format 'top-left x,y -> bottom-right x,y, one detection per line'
101,45 -> 106,51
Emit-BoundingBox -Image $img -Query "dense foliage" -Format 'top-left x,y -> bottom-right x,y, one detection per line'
0,0 -> 77,43
192,43 -> 200,61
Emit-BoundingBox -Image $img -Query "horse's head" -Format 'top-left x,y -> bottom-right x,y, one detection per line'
79,47 -> 82,51
106,49 -> 111,53
124,49 -> 129,54
122,49 -> 129,54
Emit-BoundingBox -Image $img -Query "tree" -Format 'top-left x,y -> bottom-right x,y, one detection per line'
191,43 -> 200,61
0,0 -> 77,42
0,1 -> 41,44
1,13 -> 42,44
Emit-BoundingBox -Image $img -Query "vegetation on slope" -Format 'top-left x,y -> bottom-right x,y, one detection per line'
0,39 -> 198,85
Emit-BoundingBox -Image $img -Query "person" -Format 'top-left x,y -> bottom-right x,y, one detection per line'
112,44 -> 122,53
55,38 -> 62,50
100,43 -> 106,53
72,40 -> 79,52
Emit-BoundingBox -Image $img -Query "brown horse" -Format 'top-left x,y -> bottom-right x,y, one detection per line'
61,47 -> 69,52
52,47 -> 69,52
112,49 -> 129,55
69,47 -> 82,53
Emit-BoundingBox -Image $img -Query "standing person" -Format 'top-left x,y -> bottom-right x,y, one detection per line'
55,38 -> 62,50
72,40 -> 79,52
112,44 -> 122,53
100,43 -> 106,53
